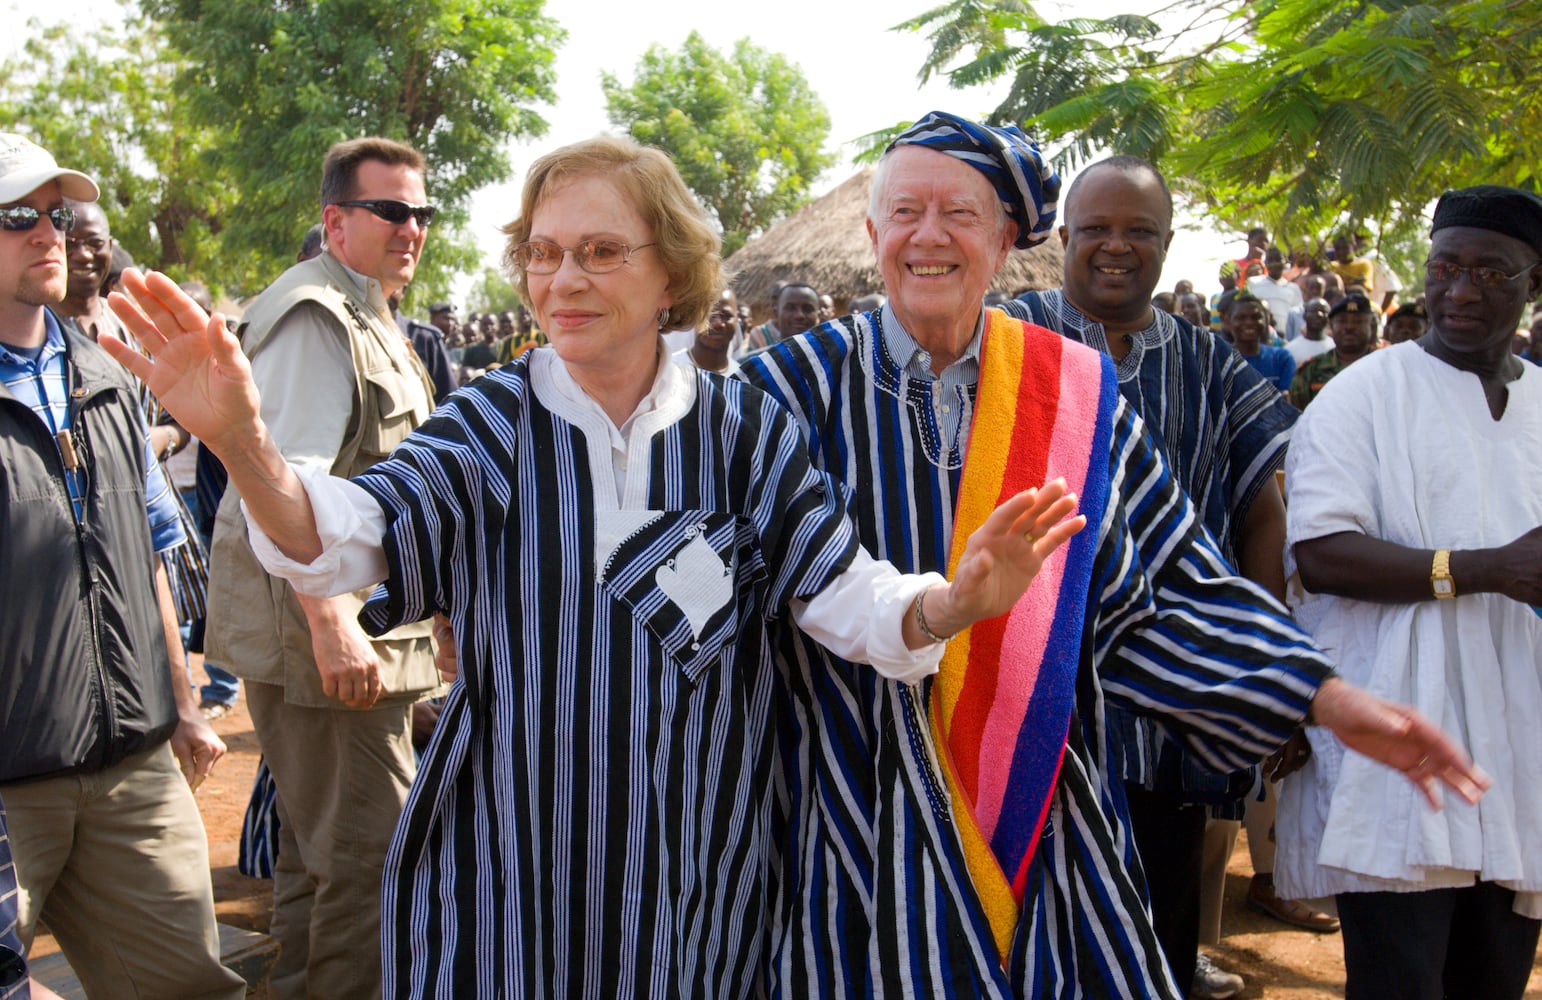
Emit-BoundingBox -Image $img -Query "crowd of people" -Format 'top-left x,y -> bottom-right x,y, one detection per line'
1,105 -> 1539,1000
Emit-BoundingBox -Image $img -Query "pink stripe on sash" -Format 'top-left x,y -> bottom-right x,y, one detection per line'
970,342 -> 1103,838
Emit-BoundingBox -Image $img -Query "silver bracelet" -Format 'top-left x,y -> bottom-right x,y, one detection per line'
913,586 -> 954,644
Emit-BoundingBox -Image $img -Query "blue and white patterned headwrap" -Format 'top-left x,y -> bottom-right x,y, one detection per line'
887,110 -> 1061,249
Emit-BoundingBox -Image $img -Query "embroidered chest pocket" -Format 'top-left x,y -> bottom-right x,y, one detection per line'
597,510 -> 767,684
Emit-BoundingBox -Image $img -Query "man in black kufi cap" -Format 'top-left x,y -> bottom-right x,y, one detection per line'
1277,184 -> 1542,1000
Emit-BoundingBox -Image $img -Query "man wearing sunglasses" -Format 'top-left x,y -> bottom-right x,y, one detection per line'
0,133 -> 244,997
205,136 -> 442,999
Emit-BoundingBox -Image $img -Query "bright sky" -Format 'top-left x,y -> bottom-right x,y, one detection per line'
7,0 -> 1235,296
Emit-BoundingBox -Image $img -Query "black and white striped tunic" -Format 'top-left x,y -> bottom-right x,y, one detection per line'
739,313 -> 1334,999
354,357 -> 859,998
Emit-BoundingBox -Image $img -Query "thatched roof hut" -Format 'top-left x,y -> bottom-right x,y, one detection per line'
723,167 -> 1064,318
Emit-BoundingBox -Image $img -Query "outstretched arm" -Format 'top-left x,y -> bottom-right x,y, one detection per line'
1309,676 -> 1489,810
424,483 -> 1090,687
104,269 -> 324,563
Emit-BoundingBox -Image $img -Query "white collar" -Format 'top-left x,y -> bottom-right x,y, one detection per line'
528,342 -> 697,508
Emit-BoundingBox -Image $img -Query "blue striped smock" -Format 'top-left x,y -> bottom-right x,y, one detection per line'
1004,290 -> 1300,800
1002,291 -> 1295,565
738,311 -> 1333,999
353,357 -> 861,998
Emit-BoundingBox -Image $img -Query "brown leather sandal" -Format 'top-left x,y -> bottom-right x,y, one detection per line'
1246,875 -> 1341,932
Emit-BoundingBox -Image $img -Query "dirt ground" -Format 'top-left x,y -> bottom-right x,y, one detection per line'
40,659 -> 1542,997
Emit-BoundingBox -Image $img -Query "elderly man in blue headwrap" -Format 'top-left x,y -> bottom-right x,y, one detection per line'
739,111 -> 1488,998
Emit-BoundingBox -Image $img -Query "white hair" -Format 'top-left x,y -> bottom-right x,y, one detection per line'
866,146 -> 1010,229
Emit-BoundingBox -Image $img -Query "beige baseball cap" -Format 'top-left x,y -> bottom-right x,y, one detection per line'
0,132 -> 99,204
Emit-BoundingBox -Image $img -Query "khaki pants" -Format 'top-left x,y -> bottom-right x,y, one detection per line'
246,681 -> 416,1000
3,744 -> 245,1000
1198,783 -> 1279,945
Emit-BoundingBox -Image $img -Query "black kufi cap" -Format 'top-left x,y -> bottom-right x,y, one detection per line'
1431,185 -> 1542,254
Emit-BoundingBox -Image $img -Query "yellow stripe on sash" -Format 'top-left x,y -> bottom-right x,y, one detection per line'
930,311 -> 1029,960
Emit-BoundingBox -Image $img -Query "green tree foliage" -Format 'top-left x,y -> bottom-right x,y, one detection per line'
141,0 -> 564,301
466,264 -> 522,315
0,12 -> 236,286
895,0 -> 1542,273
603,32 -> 836,256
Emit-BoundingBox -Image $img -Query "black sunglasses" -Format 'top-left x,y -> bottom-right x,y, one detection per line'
0,205 -> 75,233
335,198 -> 436,227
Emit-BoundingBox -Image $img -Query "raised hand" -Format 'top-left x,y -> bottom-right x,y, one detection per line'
1309,676 -> 1491,810
922,478 -> 1087,638
103,268 -> 264,457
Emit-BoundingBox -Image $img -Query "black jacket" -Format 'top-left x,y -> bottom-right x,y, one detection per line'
0,320 -> 178,783
396,313 -> 457,404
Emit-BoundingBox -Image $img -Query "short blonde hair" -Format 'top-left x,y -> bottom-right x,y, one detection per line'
500,136 -> 722,330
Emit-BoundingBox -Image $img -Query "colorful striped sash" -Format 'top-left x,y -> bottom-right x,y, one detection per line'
930,309 -> 1116,960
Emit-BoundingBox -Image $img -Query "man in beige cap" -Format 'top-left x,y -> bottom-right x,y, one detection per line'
0,132 -> 242,997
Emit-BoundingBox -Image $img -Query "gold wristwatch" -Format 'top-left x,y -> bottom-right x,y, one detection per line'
1430,548 -> 1456,599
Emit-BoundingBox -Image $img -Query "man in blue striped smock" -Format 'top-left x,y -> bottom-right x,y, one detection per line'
739,111 -> 1488,998
1001,157 -> 1304,996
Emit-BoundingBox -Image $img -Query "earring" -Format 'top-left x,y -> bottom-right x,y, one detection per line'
657,307 -> 671,331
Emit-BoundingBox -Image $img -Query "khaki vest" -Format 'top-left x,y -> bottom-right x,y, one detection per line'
206,253 -> 443,707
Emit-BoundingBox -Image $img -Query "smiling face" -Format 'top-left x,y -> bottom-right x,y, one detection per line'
1,180 -> 69,319
64,199 -> 112,302
1425,225 -> 1542,371
1228,299 -> 1269,352
323,159 -> 428,296
697,289 -> 739,353
867,145 -> 1016,357
525,172 -> 672,378
1059,165 -> 1173,332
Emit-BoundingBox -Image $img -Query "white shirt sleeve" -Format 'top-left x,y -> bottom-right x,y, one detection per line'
244,464 -> 389,597
248,461 -> 951,682
791,550 -> 948,683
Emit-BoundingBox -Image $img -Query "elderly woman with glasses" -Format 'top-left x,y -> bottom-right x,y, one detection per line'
104,136 -> 1085,998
